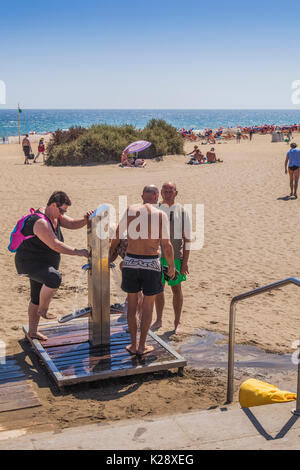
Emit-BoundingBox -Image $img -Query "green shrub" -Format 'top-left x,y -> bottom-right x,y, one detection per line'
46,120 -> 183,166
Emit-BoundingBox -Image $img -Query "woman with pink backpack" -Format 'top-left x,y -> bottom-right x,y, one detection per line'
11,191 -> 93,341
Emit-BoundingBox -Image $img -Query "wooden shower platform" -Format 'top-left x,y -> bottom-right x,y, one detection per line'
23,314 -> 186,389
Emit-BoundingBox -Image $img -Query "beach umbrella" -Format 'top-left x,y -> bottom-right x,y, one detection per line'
123,140 -> 152,155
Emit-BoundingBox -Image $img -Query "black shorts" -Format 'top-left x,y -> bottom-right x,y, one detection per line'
15,255 -> 62,305
121,254 -> 163,297
289,166 -> 300,171
23,146 -> 30,157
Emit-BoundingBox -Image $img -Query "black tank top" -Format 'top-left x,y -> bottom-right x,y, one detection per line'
16,210 -> 64,267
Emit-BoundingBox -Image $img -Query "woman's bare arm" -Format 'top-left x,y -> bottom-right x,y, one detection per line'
33,219 -> 87,256
59,210 -> 94,230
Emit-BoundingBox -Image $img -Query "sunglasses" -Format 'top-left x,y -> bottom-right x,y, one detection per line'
56,204 -> 67,215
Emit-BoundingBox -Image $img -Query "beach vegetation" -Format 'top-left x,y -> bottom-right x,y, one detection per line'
45,120 -> 183,166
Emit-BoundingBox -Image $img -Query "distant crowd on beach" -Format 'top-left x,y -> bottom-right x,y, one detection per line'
179,124 -> 300,144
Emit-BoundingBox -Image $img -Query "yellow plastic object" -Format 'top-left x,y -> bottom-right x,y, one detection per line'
239,378 -> 297,408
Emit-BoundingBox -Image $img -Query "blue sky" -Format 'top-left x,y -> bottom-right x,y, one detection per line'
1,0 -> 300,109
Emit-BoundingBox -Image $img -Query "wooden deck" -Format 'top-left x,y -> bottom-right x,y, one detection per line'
0,356 -> 41,412
23,314 -> 186,389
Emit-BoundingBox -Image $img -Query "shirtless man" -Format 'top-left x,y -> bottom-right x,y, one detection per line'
206,147 -> 222,163
109,185 -> 175,355
22,134 -> 32,165
206,148 -> 216,163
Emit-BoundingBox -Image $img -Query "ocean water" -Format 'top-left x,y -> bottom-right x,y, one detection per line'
0,109 -> 300,138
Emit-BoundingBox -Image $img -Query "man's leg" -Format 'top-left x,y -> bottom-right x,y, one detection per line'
151,290 -> 165,330
126,292 -> 139,354
293,169 -> 300,197
289,169 -> 294,196
171,283 -> 183,334
138,294 -> 156,355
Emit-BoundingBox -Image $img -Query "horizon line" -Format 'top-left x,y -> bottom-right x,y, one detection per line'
1,107 -> 300,111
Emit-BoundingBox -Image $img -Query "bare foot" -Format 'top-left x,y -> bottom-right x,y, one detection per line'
126,344 -> 137,355
174,324 -> 182,335
28,331 -> 48,341
137,345 -> 154,356
39,311 -> 56,320
150,321 -> 162,331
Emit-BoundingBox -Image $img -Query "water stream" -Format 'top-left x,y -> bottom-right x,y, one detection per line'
72,269 -> 88,314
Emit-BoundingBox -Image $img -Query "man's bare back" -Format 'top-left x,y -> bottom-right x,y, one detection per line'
126,202 -> 167,256
206,150 -> 216,163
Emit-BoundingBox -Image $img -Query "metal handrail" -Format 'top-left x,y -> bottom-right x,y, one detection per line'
227,277 -> 300,414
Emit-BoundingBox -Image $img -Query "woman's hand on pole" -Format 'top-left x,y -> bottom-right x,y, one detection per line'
75,248 -> 89,258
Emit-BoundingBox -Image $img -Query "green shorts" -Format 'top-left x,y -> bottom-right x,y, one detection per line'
160,258 -> 186,286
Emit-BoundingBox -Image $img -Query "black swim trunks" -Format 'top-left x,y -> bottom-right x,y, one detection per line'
121,253 -> 163,296
23,146 -> 30,157
289,165 -> 300,171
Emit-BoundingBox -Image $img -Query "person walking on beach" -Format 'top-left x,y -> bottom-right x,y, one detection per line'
22,134 -> 32,164
249,129 -> 253,141
236,130 -> 242,143
151,182 -> 191,335
109,185 -> 175,355
34,138 -> 46,163
14,191 -> 92,341
285,142 -> 300,198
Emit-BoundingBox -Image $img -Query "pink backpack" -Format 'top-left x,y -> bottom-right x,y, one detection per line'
8,208 -> 49,252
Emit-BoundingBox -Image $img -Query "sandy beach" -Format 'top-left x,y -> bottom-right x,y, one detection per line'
1,134 -> 300,432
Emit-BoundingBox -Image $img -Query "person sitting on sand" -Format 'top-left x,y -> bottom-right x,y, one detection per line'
285,142 -> 300,198
206,148 -> 223,163
131,154 -> 146,168
121,149 -> 135,167
121,149 -> 146,168
14,191 -> 92,341
187,146 -> 205,164
109,185 -> 175,356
